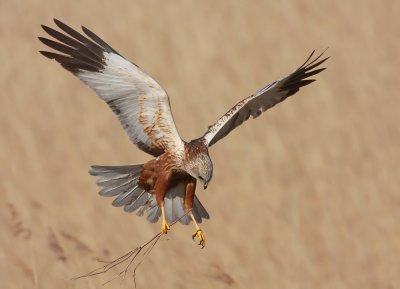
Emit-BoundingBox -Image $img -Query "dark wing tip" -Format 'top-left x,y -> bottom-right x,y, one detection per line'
297,48 -> 329,71
37,36 -> 47,44
53,18 -> 69,31
39,50 -> 56,59
297,50 -> 316,70
39,19 -> 109,73
81,25 -> 121,55
281,49 -> 329,95
41,24 -> 56,36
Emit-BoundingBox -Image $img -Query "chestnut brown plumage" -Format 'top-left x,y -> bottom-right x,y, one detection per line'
39,19 -> 328,247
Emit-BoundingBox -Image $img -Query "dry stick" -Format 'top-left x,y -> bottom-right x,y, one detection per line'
73,210 -> 192,287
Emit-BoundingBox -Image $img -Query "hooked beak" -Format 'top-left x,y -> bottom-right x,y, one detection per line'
203,181 -> 208,190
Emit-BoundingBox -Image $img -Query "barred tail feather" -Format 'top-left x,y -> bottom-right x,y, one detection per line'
89,164 -> 210,225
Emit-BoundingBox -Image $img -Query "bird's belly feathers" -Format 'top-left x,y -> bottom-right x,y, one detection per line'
138,157 -> 194,193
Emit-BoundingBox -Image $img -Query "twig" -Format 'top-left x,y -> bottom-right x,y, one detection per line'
72,210 -> 191,287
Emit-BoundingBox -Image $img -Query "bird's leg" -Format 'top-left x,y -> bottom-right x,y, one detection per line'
154,171 -> 171,235
184,180 -> 205,248
189,211 -> 205,248
160,204 -> 170,234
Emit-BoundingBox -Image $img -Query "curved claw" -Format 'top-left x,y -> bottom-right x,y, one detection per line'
192,229 -> 205,249
161,221 -> 170,235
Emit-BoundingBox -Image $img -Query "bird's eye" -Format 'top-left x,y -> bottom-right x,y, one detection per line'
199,176 -> 204,181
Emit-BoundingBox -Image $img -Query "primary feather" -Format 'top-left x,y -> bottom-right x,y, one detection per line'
202,50 -> 329,147
39,19 -> 328,231
39,19 -> 183,157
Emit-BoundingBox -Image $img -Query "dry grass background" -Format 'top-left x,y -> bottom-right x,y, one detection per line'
1,1 -> 399,288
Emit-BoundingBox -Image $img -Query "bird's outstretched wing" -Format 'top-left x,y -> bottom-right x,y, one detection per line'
202,50 -> 329,147
39,19 -> 183,157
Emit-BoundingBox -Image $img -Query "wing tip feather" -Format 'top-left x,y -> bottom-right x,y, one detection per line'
39,20 -> 108,73
281,49 -> 329,94
39,50 -> 57,59
203,49 -> 329,147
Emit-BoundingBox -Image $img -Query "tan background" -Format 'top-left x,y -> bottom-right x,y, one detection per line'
1,1 -> 399,288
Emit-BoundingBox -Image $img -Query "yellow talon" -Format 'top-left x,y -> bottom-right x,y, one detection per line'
188,211 -> 205,248
192,229 -> 205,248
161,220 -> 170,234
160,205 -> 170,234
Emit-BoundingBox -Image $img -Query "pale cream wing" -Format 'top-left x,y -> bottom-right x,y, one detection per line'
39,19 -> 183,156
203,50 -> 329,147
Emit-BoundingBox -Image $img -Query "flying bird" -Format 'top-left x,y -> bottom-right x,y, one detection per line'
39,19 -> 328,248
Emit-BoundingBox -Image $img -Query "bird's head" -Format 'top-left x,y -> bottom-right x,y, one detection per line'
185,141 -> 213,189
188,153 -> 213,189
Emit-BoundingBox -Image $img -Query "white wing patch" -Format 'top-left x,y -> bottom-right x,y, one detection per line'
39,19 -> 183,156
78,52 -> 183,155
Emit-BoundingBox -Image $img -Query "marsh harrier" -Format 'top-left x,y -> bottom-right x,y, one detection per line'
39,19 -> 328,248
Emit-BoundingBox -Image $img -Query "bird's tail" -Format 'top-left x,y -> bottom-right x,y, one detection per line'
89,164 -> 209,225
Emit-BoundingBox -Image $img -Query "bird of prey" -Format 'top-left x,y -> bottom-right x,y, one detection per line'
39,19 -> 328,248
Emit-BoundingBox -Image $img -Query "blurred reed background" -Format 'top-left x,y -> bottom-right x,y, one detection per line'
1,1 -> 399,288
